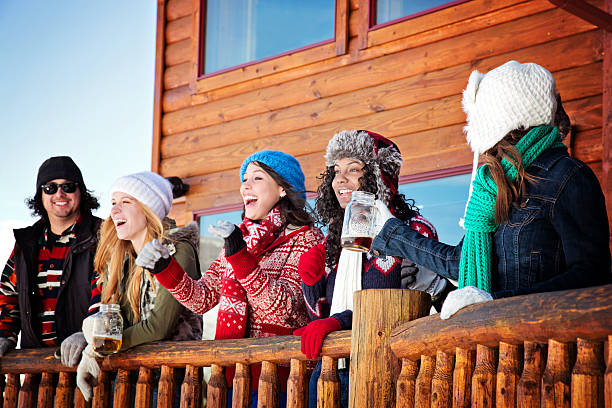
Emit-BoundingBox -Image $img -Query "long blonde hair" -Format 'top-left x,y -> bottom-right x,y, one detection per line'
94,201 -> 166,322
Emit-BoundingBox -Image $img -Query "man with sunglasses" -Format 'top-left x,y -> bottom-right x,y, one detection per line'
0,156 -> 102,359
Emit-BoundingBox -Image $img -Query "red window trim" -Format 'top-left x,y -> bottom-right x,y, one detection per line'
198,0 -> 340,79
367,0 -> 472,31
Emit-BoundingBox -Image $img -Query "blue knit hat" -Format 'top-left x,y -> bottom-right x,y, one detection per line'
239,150 -> 306,199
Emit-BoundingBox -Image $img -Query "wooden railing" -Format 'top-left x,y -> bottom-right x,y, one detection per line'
0,285 -> 610,408
389,284 -> 612,408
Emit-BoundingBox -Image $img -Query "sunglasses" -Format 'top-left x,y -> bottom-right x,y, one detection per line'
41,182 -> 79,195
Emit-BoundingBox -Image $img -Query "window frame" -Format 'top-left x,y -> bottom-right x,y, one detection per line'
367,0 -> 472,31
195,0 -> 347,81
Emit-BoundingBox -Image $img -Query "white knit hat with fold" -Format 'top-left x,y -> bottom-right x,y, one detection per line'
110,171 -> 173,220
459,61 -> 557,227
462,60 -> 557,154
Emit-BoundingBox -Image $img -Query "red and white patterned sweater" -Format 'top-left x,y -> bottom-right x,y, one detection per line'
156,224 -> 324,339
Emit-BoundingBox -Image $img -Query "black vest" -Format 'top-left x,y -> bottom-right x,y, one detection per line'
12,213 -> 102,348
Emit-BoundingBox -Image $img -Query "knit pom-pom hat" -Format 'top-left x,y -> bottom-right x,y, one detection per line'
240,150 -> 307,199
462,60 -> 557,154
110,172 -> 173,221
325,130 -> 403,205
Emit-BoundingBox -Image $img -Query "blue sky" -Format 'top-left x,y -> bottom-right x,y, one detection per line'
0,2 -> 157,263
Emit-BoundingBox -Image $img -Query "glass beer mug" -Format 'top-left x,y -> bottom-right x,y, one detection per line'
91,304 -> 123,355
341,191 -> 377,252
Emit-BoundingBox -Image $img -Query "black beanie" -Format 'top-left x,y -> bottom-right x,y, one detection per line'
36,156 -> 85,189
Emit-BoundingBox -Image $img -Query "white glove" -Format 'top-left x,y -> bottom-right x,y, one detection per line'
0,337 -> 15,357
208,220 -> 236,239
76,344 -> 101,401
440,286 -> 493,319
135,239 -> 170,270
60,332 -> 87,367
82,315 -> 95,344
372,199 -> 394,236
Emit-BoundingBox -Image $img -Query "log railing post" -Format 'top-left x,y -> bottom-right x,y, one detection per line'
542,339 -> 571,408
471,344 -> 497,408
113,369 -> 131,408
54,372 -> 74,408
453,348 -> 475,408
93,371 -> 112,408
286,359 -> 308,408
605,335 -> 612,408
37,372 -> 55,408
18,373 -> 39,408
396,358 -> 418,408
431,350 -> 454,408
135,367 -> 154,408
158,366 -> 177,408
348,289 -> 430,408
4,373 -> 19,408
415,355 -> 435,408
318,356 -> 340,408
205,364 -> 226,408
233,363 -> 250,408
517,341 -> 546,407
572,338 -> 604,408
495,342 -> 521,408
258,361 -> 279,408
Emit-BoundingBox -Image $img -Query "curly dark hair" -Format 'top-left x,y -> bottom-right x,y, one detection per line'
26,185 -> 100,221
315,163 -> 419,270
240,161 -> 315,227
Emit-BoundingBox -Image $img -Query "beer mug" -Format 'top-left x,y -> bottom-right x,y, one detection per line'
341,191 -> 377,252
91,304 -> 123,355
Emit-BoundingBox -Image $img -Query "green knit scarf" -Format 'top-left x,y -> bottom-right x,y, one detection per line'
459,125 -> 566,291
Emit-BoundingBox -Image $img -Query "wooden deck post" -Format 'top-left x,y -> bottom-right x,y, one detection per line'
542,339 -> 571,408
572,338 -> 604,408
348,289 -> 430,408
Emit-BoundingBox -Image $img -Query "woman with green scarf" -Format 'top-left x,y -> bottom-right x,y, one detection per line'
369,61 -> 611,318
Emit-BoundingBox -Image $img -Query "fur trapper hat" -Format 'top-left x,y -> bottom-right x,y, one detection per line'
325,130 -> 403,205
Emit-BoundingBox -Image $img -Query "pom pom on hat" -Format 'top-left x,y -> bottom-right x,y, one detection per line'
110,172 -> 173,220
462,61 -> 557,154
240,150 -> 306,199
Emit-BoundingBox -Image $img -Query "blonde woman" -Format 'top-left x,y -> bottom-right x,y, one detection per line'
62,172 -> 202,400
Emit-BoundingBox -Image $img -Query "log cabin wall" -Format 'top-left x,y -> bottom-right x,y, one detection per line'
152,0 -> 610,234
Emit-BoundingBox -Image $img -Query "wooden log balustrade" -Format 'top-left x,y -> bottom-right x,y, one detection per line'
0,285 -> 610,407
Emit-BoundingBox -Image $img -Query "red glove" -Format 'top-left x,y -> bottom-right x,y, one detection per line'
293,317 -> 341,359
298,243 -> 326,286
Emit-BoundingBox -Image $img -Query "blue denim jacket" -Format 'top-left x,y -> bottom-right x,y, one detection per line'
371,148 -> 611,298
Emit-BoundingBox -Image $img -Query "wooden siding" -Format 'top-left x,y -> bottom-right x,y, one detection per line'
156,0 -> 608,224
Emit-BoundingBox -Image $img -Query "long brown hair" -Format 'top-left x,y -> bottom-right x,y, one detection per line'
482,129 -> 533,224
94,202 -> 166,322
484,96 -> 570,224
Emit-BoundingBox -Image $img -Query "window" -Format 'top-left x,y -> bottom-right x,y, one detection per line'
198,209 -> 243,270
202,0 -> 335,75
373,0 -> 467,26
398,173 -> 471,245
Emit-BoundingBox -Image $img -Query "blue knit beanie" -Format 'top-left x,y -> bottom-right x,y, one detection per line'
239,150 -> 306,199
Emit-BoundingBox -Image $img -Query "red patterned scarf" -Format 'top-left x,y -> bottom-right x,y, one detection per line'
215,206 -> 284,340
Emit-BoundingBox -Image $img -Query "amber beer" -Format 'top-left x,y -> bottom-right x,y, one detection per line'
341,236 -> 373,252
341,191 -> 376,252
93,336 -> 122,355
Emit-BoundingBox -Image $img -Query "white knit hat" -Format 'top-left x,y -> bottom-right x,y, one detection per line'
462,60 -> 557,154
110,172 -> 173,220
459,61 -> 557,228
